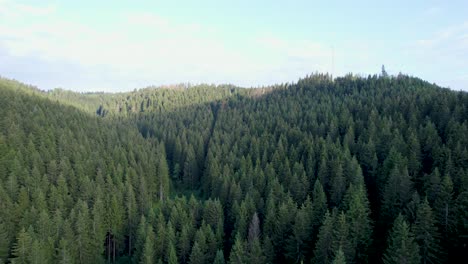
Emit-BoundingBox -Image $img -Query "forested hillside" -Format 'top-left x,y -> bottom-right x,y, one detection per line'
0,73 -> 467,264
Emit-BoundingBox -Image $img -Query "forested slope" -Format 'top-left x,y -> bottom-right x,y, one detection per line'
0,73 -> 467,264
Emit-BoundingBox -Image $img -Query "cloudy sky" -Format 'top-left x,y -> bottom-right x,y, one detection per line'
0,0 -> 467,92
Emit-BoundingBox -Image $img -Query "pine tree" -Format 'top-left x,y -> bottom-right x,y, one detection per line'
29,239 -> 49,264
165,221 -> 176,263
311,179 -> 328,238
229,233 -> 246,264
263,235 -> 275,264
10,228 -> 32,264
124,180 -> 138,257
383,214 -> 420,264
312,211 -> 334,264
248,238 -> 265,264
330,160 -> 346,206
413,198 -> 441,264
332,247 -> 346,264
189,241 -> 204,264
343,184 -> 372,262
332,212 -> 352,262
57,238 -> 74,264
167,242 -> 178,264
75,201 -> 93,264
0,220 -> 9,263
134,216 -> 147,263
183,146 -> 199,189
140,226 -> 155,264
154,214 -> 166,260
382,166 -> 413,222
433,175 -> 455,236
157,144 -> 170,201
178,225 -> 191,263
213,250 -> 225,264
286,197 -> 312,262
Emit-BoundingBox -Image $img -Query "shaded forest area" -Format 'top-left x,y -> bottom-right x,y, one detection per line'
0,73 -> 467,264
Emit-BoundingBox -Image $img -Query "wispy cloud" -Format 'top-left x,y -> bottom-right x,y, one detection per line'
0,1 -> 338,90
0,2 -> 260,89
416,21 -> 468,52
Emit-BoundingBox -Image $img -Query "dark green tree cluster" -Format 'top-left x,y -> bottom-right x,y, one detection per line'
1,72 -> 467,263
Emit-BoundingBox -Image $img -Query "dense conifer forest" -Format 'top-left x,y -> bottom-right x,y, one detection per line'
0,73 -> 467,264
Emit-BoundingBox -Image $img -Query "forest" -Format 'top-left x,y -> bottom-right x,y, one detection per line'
0,73 -> 467,264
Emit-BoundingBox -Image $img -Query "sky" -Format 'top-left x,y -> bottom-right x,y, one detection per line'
0,0 -> 467,92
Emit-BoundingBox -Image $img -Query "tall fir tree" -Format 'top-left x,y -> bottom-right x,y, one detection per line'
413,198 -> 442,264
383,214 -> 420,264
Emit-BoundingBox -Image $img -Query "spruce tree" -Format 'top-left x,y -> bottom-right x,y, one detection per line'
312,211 -> 334,264
167,243 -> 178,264
413,199 -> 441,264
10,228 -> 32,264
0,220 -> 9,263
382,166 -> 413,222
229,233 -> 246,264
140,226 -> 155,264
332,247 -> 346,264
189,242 -> 204,264
214,250 -> 225,264
383,214 -> 420,264
343,184 -> 372,262
311,179 -> 328,242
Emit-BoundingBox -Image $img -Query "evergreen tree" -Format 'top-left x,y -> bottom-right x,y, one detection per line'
2,70 -> 468,264
383,214 -> 420,264
433,175 -> 455,236
57,238 -> 74,264
312,211 -> 334,264
0,220 -> 9,264
228,233 -> 246,264
167,243 -> 178,264
382,166 -> 413,222
286,197 -> 312,262
178,225 -> 192,263
189,242 -> 204,264
343,184 -> 372,262
332,212 -> 352,262
311,179 -> 328,240
413,198 -> 442,264
75,201 -> 93,264
10,228 -> 32,264
332,247 -> 346,264
214,250 -> 225,264
140,226 -> 155,264
157,144 -> 170,201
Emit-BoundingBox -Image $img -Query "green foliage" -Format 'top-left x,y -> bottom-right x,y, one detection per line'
10,228 -> 32,264
189,242 -> 204,264
413,198 -> 442,264
381,165 -> 413,222
343,184 -> 372,262
0,220 -> 10,263
140,226 -> 155,264
1,73 -> 467,263
332,247 -> 346,264
228,234 -> 246,264
214,250 -> 225,264
383,215 -> 420,264
312,211 -> 334,264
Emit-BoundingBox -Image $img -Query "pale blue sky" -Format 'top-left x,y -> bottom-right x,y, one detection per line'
0,0 -> 467,91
